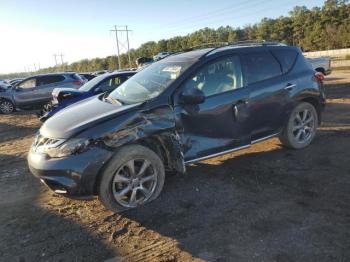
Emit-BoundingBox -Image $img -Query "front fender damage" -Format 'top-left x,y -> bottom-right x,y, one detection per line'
99,106 -> 186,174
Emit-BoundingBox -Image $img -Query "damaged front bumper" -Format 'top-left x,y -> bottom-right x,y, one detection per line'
27,146 -> 114,198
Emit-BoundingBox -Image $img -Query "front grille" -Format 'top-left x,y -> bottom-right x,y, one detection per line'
32,134 -> 65,152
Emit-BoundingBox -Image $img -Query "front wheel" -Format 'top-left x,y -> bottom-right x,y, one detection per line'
0,99 -> 15,114
98,144 -> 165,212
279,102 -> 318,149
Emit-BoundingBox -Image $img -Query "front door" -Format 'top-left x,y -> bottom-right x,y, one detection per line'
174,55 -> 251,162
13,77 -> 41,108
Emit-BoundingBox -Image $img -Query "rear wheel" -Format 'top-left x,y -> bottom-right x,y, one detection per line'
279,102 -> 318,149
0,99 -> 15,114
98,144 -> 165,212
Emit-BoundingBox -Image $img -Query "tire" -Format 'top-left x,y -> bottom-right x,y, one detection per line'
98,144 -> 165,212
0,99 -> 15,114
279,102 -> 318,149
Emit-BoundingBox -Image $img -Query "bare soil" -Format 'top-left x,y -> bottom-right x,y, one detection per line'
1,71 -> 350,262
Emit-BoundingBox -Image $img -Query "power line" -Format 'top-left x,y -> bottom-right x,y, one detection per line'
167,1 -> 269,31
110,25 -> 132,69
165,0 -> 262,29
167,0 -> 305,33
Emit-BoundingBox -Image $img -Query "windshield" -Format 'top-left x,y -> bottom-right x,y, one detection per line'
79,74 -> 106,92
108,61 -> 191,104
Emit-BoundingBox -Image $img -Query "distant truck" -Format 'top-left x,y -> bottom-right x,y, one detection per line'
307,57 -> 332,75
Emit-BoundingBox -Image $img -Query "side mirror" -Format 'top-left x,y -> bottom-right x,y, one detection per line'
180,88 -> 205,105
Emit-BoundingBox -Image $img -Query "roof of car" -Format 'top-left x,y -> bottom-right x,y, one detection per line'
161,42 -> 291,62
99,71 -> 136,78
160,48 -> 214,63
28,72 -> 78,78
110,70 -> 136,75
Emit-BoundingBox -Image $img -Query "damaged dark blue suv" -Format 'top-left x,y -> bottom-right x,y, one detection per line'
28,42 -> 325,212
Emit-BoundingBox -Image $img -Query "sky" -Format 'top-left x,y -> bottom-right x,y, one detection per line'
0,0 -> 325,74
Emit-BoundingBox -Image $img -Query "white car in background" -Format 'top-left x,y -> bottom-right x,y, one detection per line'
153,52 -> 172,61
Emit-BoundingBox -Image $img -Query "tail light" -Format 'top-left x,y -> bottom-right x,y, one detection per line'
73,80 -> 82,86
314,72 -> 325,83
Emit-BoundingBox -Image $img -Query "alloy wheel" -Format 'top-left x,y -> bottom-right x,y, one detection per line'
112,159 -> 157,208
0,101 -> 14,113
292,108 -> 315,143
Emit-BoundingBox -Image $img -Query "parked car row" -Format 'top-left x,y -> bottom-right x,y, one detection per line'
37,70 -> 136,121
0,73 -> 85,113
0,67 -> 139,114
27,42 -> 326,213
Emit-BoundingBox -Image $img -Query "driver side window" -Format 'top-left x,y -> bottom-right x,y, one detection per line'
183,56 -> 243,97
18,78 -> 36,89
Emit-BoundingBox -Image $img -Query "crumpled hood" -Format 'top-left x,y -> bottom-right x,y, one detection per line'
40,96 -> 141,139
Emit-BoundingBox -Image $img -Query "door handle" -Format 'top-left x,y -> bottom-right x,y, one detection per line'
284,84 -> 296,91
233,100 -> 248,121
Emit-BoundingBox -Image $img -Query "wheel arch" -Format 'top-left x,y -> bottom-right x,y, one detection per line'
299,96 -> 322,125
0,97 -> 15,113
93,132 -> 185,194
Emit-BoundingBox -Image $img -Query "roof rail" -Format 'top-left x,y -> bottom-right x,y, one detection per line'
203,40 -> 286,57
167,40 -> 286,60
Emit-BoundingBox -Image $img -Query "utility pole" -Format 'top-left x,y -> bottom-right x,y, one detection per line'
125,25 -> 131,68
111,25 -> 121,69
53,54 -> 58,66
110,25 -> 132,69
59,54 -> 65,71
59,54 -> 64,64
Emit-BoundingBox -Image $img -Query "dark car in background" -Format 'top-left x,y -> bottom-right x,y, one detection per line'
28,42 -> 325,213
38,71 -> 136,121
0,72 -> 84,113
7,78 -> 25,86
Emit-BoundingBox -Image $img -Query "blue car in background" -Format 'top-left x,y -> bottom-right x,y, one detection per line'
38,70 -> 136,121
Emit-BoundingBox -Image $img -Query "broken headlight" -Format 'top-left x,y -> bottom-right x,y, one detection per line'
43,138 -> 90,158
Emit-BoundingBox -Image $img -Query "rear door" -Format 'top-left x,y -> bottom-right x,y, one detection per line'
36,75 -> 66,102
241,48 -> 296,141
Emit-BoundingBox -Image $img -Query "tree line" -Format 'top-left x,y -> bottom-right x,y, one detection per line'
1,0 -> 349,79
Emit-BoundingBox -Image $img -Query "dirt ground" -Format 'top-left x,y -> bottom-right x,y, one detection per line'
1,70 -> 350,262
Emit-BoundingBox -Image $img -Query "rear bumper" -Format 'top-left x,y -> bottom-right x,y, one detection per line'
27,146 -> 114,198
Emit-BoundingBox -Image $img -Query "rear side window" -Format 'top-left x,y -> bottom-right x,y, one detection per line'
37,75 -> 65,86
271,49 -> 298,73
243,51 -> 282,85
